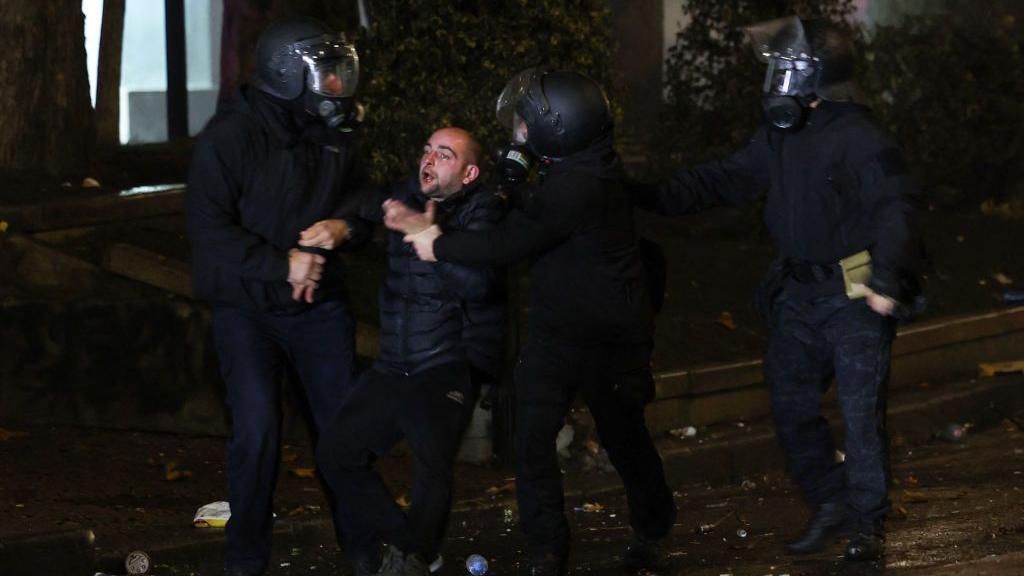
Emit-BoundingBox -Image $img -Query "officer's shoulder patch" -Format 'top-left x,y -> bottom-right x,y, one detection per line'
876,147 -> 908,178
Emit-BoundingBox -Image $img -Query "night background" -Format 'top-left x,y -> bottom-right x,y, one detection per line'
1,1 -> 1023,575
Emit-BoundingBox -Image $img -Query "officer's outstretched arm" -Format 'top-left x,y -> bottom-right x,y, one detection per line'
631,128 -> 773,217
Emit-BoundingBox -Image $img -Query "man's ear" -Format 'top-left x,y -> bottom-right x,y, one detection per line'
462,164 -> 480,185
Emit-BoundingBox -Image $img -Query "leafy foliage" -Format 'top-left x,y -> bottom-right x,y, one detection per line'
657,0 -> 856,170
349,0 -> 617,182
861,6 -> 1024,204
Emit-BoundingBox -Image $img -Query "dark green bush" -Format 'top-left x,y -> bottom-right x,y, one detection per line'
352,0 -> 618,183
656,0 -> 855,170
861,7 -> 1024,205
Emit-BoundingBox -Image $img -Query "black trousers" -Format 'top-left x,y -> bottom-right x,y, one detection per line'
764,293 -> 895,533
514,334 -> 677,561
211,301 -> 357,575
316,362 -> 477,564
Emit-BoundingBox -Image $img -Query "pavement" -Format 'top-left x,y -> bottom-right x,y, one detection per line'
1,372 -> 1023,576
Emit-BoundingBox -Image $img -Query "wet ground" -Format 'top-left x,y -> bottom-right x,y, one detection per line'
3,376 -> 1022,576
169,413 -> 1024,576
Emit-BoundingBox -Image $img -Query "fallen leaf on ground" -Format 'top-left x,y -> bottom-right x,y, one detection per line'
290,467 -> 317,479
165,462 -> 192,481
716,311 -> 736,330
485,481 -> 517,496
0,428 -> 28,441
993,272 -> 1014,285
576,502 -> 604,513
903,490 -> 928,503
978,361 -> 1024,377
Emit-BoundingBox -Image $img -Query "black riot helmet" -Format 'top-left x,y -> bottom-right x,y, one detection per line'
495,68 -> 612,159
253,16 -> 360,128
744,16 -> 858,131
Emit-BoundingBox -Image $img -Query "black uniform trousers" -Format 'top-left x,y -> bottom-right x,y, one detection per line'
316,361 -> 477,564
764,293 -> 895,533
514,333 -> 677,562
211,300 -> 357,574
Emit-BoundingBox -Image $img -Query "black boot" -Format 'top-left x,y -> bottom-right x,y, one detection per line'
845,532 -> 884,561
622,536 -> 664,573
784,501 -> 848,554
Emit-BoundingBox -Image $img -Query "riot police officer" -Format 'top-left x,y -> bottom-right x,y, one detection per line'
395,69 -> 677,575
186,16 -> 367,576
629,17 -> 925,562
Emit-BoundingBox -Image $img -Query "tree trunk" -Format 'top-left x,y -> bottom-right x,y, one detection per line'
96,0 -> 125,149
0,0 -> 95,180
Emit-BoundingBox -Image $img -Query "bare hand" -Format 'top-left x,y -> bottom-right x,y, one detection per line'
854,283 -> 896,316
290,282 -> 317,303
299,219 -> 350,250
384,199 -> 435,235
288,249 -> 325,303
403,224 -> 442,262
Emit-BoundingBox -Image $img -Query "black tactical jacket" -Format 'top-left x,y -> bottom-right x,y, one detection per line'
633,101 -> 924,303
186,87 -> 369,312
364,179 -> 506,377
435,135 -> 653,344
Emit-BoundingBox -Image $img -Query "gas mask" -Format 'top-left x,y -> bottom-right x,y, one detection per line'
296,34 -> 360,129
745,17 -> 821,132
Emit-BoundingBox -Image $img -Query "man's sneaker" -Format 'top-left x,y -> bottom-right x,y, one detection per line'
622,536 -> 664,573
844,532 -> 884,562
379,546 -> 405,576
400,553 -> 430,576
784,501 -> 848,555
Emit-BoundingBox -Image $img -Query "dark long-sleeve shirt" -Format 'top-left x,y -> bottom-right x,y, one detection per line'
632,101 -> 923,301
186,87 -> 369,312
435,137 -> 653,344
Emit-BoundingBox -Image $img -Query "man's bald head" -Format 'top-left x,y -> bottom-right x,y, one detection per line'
418,126 -> 483,200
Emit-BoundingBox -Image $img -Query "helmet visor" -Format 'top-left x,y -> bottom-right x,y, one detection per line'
496,68 -> 546,137
298,35 -> 359,97
762,56 -> 816,96
745,16 -> 811,63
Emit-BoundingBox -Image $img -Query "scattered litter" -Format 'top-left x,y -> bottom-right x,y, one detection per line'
165,462 -> 192,481
502,507 -> 516,525
484,480 -> 516,496
396,494 -> 411,509
465,553 -> 488,575
902,490 -> 928,503
736,528 -> 748,538
740,479 -> 757,491
0,428 -> 28,441
697,510 -> 733,534
0,220 -> 7,234
194,501 -> 230,528
992,272 -> 1014,285
835,450 -> 846,463
978,361 -> 1024,377
932,422 -> 971,442
1005,291 -> 1024,305
669,426 -> 697,440
291,467 -> 317,479
125,550 -> 150,575
281,451 -> 299,463
82,177 -> 101,188
574,502 -> 604,513
555,424 -> 575,458
717,311 -> 737,330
